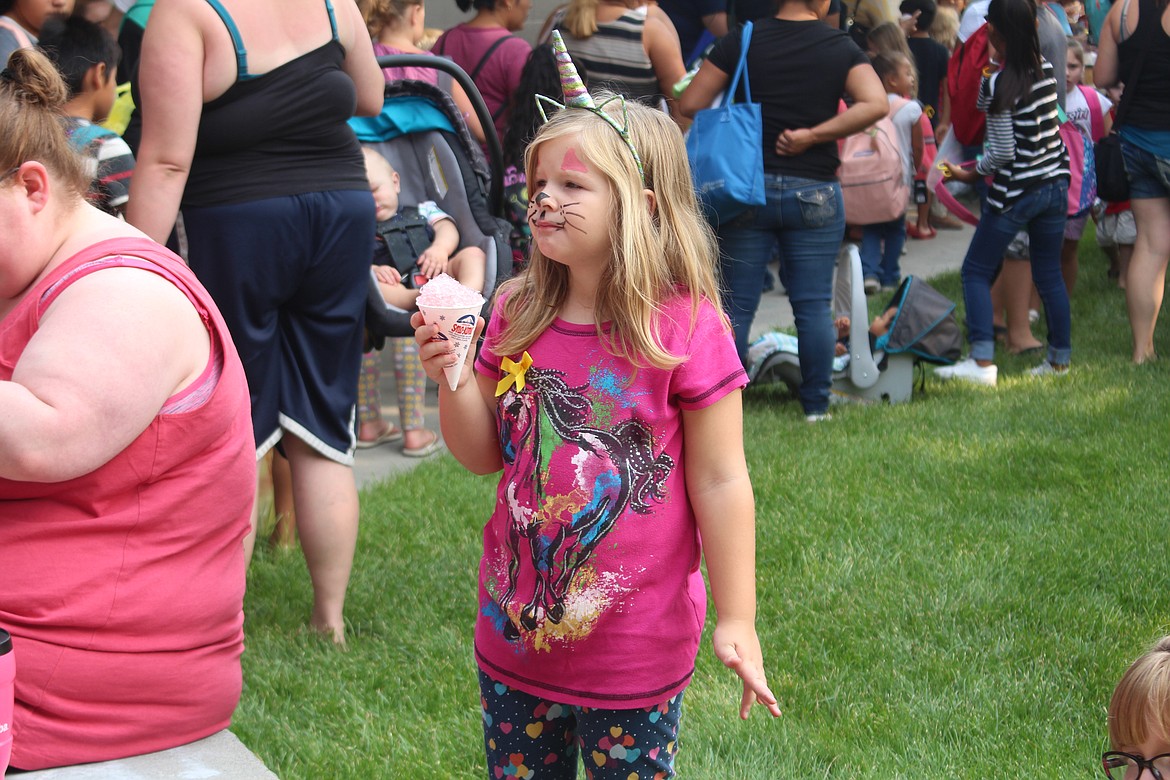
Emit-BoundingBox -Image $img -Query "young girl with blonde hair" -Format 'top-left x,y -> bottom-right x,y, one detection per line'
413,36 -> 780,778
1103,636 -> 1170,779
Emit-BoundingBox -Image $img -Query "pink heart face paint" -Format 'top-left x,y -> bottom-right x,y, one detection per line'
560,147 -> 589,174
525,136 -> 614,267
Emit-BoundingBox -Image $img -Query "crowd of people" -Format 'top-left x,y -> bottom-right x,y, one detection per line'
1,0 -> 1169,773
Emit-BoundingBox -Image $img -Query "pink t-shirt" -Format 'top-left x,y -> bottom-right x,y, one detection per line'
374,43 -> 448,86
432,25 -> 531,141
0,239 -> 254,770
473,291 -> 746,708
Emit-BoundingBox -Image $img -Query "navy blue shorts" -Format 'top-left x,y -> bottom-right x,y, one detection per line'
183,190 -> 375,464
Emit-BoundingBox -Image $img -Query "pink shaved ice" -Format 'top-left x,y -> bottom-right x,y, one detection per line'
417,273 -> 485,308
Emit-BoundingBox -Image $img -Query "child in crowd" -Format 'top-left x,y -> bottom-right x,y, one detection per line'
1102,637 -> 1170,780
412,36 -> 780,778
938,0 -> 1070,385
1092,83 -> 1133,290
363,147 -> 486,307
899,0 -> 958,233
1060,36 -> 1112,292
38,15 -> 134,216
0,0 -> 74,62
930,4 -> 960,49
357,146 -> 482,456
861,52 -> 923,293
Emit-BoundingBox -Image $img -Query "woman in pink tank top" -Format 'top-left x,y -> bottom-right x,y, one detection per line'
0,47 -> 254,771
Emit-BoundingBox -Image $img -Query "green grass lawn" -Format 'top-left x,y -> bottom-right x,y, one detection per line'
235,239 -> 1170,778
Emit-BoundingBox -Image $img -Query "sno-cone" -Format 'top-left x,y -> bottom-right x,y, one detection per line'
418,303 -> 480,391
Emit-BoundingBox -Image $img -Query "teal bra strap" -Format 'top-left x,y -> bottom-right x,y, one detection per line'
325,0 -> 338,41
204,0 -> 251,80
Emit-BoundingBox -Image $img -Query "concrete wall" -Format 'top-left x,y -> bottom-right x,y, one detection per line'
425,0 -> 561,46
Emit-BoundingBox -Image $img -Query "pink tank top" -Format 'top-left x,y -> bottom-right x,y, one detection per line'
0,238 -> 255,770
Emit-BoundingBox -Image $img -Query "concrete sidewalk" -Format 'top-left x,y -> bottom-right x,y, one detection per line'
353,222 -> 974,489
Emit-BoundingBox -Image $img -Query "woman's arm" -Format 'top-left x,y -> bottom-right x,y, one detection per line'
0,268 -> 209,483
1092,0 -> 1122,88
337,0 -> 387,116
124,0 -> 205,243
684,390 -> 783,720
644,7 -> 688,104
775,62 -> 887,156
677,58 -> 729,118
412,313 -> 502,474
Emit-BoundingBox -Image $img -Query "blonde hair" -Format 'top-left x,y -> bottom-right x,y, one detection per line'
867,22 -> 918,97
563,0 -> 600,39
930,5 -> 960,50
1109,637 -> 1170,751
361,146 -> 396,185
361,0 -> 423,37
493,96 -> 724,370
0,47 -> 89,197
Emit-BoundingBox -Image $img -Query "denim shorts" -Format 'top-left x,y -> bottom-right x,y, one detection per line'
1121,139 -> 1170,200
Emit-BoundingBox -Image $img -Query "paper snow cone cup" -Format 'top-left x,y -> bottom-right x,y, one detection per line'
418,304 -> 481,391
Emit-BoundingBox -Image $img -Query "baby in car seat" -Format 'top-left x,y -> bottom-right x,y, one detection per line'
363,147 -> 486,311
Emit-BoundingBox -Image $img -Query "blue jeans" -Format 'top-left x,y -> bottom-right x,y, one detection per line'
718,174 -> 845,415
860,215 -> 906,287
960,179 -> 1071,365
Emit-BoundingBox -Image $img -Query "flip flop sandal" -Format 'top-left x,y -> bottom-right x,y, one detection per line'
906,224 -> 937,240
402,429 -> 445,458
356,425 -> 404,449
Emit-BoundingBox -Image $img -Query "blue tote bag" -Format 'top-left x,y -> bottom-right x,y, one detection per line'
685,22 -> 765,225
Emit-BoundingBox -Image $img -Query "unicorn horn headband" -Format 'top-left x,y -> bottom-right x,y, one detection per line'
536,31 -> 645,182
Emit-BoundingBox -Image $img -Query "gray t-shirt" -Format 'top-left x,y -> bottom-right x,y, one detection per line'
0,16 -> 35,68
1037,3 -> 1067,110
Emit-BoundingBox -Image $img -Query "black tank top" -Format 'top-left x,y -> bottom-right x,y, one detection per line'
182,0 -> 368,207
1118,0 -> 1170,132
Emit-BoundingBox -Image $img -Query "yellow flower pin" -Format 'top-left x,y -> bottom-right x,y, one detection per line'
495,351 -> 533,397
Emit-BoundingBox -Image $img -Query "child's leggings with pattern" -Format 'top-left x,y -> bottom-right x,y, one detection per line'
357,338 -> 426,430
478,669 -> 684,780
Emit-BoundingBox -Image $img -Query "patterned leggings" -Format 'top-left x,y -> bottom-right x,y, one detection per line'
478,670 -> 684,780
357,337 -> 425,430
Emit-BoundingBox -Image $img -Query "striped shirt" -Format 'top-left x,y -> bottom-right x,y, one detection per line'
551,6 -> 662,105
975,59 -> 1069,212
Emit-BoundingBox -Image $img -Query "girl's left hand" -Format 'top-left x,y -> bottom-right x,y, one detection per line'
712,620 -> 783,719
939,161 -> 979,184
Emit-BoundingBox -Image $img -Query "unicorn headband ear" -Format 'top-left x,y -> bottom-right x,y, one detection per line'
535,31 -> 645,182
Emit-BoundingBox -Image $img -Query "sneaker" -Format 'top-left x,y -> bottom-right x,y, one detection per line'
934,358 -> 998,386
805,413 -> 832,423
1029,361 -> 1069,377
863,277 -> 880,296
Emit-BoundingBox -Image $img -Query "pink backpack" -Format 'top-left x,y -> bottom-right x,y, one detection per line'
1060,84 -> 1106,217
840,97 -> 912,226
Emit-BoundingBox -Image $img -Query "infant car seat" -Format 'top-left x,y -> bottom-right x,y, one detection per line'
351,55 -> 513,348
749,244 -> 959,404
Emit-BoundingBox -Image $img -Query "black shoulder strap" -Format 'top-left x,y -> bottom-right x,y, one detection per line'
470,34 -> 516,80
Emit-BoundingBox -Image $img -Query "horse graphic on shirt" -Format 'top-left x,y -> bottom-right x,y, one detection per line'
495,366 -> 673,642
